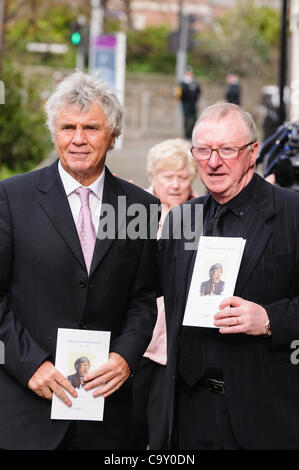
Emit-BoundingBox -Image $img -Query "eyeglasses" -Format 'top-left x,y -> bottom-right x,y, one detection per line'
191,140 -> 257,161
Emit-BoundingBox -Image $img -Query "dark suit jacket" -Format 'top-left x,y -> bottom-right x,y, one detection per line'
159,173 -> 299,449
0,160 -> 159,450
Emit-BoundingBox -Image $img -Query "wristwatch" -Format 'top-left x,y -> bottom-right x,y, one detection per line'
264,320 -> 271,336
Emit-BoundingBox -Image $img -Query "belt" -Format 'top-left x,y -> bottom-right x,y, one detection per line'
207,378 -> 225,394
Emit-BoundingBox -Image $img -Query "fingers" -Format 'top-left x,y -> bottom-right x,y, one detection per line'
214,306 -> 243,334
88,374 -> 126,399
83,352 -> 131,398
214,298 -> 268,335
218,296 -> 243,310
214,297 -> 243,331
28,360 -> 77,407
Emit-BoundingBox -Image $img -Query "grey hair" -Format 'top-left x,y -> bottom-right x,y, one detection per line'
192,102 -> 258,143
45,70 -> 123,140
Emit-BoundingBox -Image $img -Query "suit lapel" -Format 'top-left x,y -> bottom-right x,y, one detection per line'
89,167 -> 126,276
234,176 -> 275,295
37,160 -> 86,269
175,198 -> 207,325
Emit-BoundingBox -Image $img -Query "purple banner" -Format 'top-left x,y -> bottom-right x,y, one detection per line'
93,35 -> 116,48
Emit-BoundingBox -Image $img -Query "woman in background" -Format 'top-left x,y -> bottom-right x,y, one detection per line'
132,138 -> 198,449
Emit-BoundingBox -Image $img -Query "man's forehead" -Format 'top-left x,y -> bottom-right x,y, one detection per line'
56,101 -> 105,120
194,113 -> 248,140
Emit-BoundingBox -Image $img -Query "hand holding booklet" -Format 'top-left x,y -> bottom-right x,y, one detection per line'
51,328 -> 110,421
182,236 -> 246,328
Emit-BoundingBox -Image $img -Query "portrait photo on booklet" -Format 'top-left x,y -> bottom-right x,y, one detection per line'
51,328 -> 111,421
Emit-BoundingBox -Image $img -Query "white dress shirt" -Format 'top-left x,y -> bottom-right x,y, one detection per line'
58,161 -> 105,234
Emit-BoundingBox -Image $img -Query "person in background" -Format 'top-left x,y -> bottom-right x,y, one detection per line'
225,72 -> 241,105
178,67 -> 201,140
132,138 -> 198,450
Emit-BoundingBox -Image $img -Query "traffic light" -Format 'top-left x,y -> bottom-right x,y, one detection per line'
167,14 -> 199,53
70,22 -> 82,46
187,15 -> 197,51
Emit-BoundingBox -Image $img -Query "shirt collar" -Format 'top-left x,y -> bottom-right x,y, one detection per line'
209,173 -> 257,219
58,161 -> 105,200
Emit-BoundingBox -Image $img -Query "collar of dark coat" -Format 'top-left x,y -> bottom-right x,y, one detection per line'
193,172 -> 276,225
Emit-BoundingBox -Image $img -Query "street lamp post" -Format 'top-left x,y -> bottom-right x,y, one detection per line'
290,0 -> 299,122
278,0 -> 289,125
0,0 -> 7,75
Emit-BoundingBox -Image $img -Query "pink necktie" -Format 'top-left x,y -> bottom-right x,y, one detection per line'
75,187 -> 96,273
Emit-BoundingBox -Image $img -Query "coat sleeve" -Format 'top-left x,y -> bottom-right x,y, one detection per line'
262,192 -> 299,349
0,183 -> 50,387
109,203 -> 160,374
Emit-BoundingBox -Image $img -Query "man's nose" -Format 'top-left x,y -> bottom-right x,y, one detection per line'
72,128 -> 87,144
208,149 -> 223,167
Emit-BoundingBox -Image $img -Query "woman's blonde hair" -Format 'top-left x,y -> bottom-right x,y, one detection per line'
147,138 -> 197,183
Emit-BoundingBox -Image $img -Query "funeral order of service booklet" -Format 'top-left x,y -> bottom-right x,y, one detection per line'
51,328 -> 111,421
183,236 -> 246,328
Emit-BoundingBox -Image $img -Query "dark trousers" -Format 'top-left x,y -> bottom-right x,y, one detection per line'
176,377 -> 242,450
181,103 -> 197,139
132,357 -> 168,450
56,423 -> 81,450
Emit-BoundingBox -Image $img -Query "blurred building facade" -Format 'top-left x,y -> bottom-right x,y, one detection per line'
108,0 -> 280,31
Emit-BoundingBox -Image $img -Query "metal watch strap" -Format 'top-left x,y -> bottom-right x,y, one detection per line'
265,320 -> 271,336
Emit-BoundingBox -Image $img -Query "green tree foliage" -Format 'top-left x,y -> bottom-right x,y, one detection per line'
0,61 -> 51,175
126,25 -> 175,74
189,0 -> 280,79
5,1 -> 77,68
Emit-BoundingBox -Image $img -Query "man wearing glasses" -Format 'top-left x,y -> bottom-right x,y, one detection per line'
160,102 -> 299,449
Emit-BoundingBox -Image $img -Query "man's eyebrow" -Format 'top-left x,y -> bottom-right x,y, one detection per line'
57,121 -> 75,127
57,121 -> 101,127
82,121 -> 101,127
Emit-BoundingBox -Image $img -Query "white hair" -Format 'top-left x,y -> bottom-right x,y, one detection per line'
193,102 -> 258,143
147,138 -> 197,183
45,70 -> 123,140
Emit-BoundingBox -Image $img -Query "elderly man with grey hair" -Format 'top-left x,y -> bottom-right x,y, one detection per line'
160,102 -> 299,449
0,71 -> 160,450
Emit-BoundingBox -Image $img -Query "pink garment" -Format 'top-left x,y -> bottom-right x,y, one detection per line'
143,186 -> 198,365
144,296 -> 167,365
75,187 -> 96,273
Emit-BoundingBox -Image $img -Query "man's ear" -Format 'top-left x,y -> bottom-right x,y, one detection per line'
109,135 -> 116,150
250,141 -> 259,166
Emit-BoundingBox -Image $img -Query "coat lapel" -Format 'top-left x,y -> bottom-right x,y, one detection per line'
37,160 -> 86,270
174,198 -> 207,325
234,176 -> 275,295
89,167 -> 126,276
